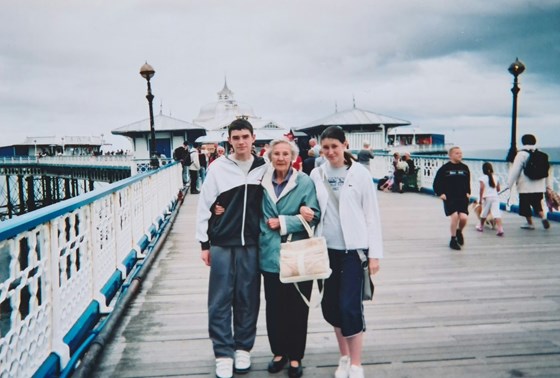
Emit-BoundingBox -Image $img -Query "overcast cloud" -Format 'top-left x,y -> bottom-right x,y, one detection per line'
1,0 -> 559,151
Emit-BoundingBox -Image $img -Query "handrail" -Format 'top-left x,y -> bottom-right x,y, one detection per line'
0,162 -> 183,377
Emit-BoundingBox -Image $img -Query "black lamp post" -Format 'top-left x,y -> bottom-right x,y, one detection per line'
140,62 -> 159,169
506,58 -> 526,163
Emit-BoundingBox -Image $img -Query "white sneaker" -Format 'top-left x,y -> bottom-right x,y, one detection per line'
349,365 -> 365,378
215,357 -> 233,378
334,355 -> 351,378
234,350 -> 251,374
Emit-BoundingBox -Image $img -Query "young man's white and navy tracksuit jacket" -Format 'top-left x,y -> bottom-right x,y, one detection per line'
196,154 -> 267,249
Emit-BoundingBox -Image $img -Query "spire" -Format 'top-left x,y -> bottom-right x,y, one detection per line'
159,100 -> 163,115
352,95 -> 356,109
218,76 -> 234,100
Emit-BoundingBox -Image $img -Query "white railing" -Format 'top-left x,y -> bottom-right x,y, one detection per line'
370,153 -> 560,211
0,155 -> 132,167
0,162 -> 183,377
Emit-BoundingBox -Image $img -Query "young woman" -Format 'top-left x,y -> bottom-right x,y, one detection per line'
477,162 -> 504,236
308,126 -> 383,378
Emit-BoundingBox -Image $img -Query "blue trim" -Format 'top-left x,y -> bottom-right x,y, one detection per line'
0,163 -> 178,241
138,235 -> 150,252
549,212 -> 560,222
63,301 -> 101,355
32,353 -> 60,378
148,224 -> 157,238
100,270 -> 123,306
122,250 -> 138,275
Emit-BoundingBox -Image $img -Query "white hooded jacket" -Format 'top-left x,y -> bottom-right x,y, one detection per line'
310,162 -> 383,259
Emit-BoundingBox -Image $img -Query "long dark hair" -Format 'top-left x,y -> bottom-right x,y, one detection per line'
320,126 -> 357,167
482,162 -> 496,188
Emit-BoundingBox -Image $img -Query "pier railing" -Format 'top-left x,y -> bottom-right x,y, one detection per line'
0,162 -> 183,377
370,153 -> 559,217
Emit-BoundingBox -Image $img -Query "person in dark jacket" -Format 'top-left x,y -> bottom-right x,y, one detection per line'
433,146 -> 471,251
196,119 -> 268,378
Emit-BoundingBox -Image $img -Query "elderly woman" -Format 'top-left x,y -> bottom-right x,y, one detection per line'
260,138 -> 320,378
214,138 -> 320,377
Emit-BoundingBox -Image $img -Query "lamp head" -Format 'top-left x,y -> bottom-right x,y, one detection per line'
140,62 -> 155,80
508,58 -> 525,77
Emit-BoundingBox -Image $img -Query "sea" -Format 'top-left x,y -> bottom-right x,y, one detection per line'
462,147 -> 560,162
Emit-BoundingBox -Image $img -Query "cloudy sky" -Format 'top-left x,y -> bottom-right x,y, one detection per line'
1,0 -> 559,152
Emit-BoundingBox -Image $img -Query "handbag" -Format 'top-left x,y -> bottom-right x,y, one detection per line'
279,215 -> 331,283
357,249 -> 375,301
279,215 -> 331,307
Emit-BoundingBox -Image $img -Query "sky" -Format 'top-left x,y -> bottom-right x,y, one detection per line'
1,0 -> 559,152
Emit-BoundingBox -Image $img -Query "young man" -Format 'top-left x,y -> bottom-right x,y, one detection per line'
507,134 -> 552,230
196,119 -> 268,378
433,146 -> 471,250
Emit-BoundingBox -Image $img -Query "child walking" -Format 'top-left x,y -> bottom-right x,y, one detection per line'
477,162 -> 504,236
433,146 -> 471,251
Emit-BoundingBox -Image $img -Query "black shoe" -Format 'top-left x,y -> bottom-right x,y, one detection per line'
288,362 -> 303,378
456,229 -> 464,245
190,190 -> 200,194
449,238 -> 461,250
542,219 -> 551,229
267,356 -> 288,374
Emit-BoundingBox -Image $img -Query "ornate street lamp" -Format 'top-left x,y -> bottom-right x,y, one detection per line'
139,62 -> 159,169
506,58 -> 526,163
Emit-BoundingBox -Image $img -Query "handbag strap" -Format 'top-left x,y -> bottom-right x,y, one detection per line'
294,280 -> 325,308
286,214 -> 314,242
356,249 -> 367,264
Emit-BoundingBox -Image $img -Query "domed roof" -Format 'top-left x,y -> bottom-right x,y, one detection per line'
193,80 -> 258,130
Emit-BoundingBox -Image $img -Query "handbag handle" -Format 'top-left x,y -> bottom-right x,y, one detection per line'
286,214 -> 314,242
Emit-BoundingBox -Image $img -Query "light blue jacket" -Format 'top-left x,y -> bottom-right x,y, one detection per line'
259,167 -> 321,273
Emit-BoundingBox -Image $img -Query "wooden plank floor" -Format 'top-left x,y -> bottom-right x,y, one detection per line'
93,191 -> 560,378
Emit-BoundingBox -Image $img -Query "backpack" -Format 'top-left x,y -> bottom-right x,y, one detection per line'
523,149 -> 549,180
173,146 -> 192,166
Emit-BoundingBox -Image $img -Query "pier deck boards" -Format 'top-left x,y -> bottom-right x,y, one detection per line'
93,191 -> 560,377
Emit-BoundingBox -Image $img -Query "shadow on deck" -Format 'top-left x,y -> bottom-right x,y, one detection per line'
92,191 -> 560,378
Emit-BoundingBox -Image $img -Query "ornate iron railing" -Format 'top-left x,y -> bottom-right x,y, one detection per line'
0,162 -> 182,377
369,153 -> 560,212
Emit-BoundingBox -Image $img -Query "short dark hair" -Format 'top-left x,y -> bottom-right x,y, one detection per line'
183,141 -> 189,147
228,118 -> 254,136
521,134 -> 536,145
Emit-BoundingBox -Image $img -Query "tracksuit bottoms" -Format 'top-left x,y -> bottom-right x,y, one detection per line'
208,245 -> 260,358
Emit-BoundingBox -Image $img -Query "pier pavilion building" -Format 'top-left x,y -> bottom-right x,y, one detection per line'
295,101 -> 411,152
111,80 -> 289,158
0,135 -> 104,157
111,112 -> 205,160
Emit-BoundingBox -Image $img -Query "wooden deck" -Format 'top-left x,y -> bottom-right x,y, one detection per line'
93,191 -> 560,378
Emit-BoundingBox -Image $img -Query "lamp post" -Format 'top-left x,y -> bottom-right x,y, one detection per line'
506,58 -> 526,163
139,62 -> 159,169
61,137 -> 65,155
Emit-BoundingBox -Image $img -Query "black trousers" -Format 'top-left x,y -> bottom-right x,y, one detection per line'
262,271 -> 313,362
189,170 -> 198,193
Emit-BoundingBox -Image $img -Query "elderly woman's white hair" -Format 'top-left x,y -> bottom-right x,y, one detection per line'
266,138 -> 300,161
